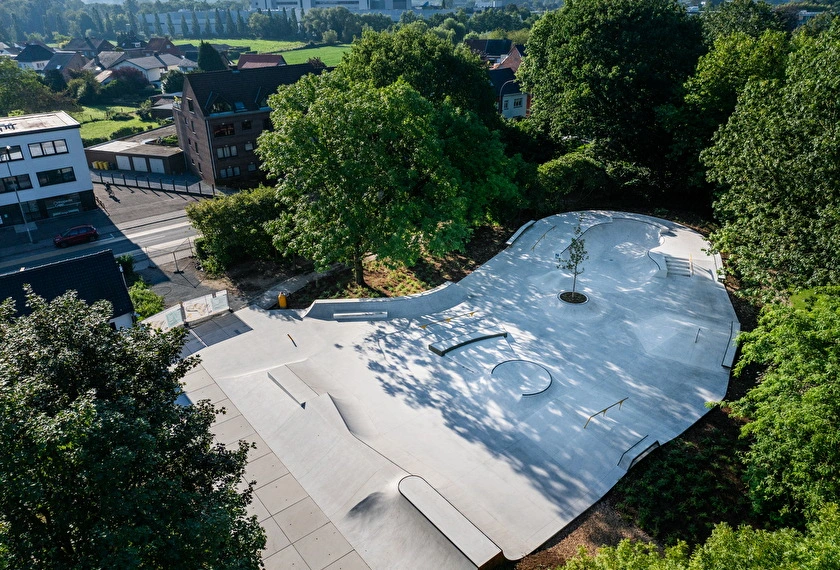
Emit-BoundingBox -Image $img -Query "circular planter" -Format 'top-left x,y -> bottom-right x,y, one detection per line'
558,291 -> 589,304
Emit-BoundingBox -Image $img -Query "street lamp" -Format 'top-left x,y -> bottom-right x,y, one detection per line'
3,146 -> 34,244
498,79 -> 518,117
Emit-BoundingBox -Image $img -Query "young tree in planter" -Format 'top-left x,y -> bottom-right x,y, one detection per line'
0,288 -> 265,568
558,221 -> 588,302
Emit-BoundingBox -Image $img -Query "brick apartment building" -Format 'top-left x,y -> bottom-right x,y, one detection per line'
173,63 -> 327,187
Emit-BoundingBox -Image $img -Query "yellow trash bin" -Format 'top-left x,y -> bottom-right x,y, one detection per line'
277,293 -> 288,309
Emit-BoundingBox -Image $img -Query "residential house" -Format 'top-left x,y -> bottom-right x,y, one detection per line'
62,37 -> 115,59
173,63 -> 328,186
43,52 -> 89,82
488,67 -> 530,120
15,43 -> 55,71
112,53 -> 198,89
175,43 -> 233,69
145,37 -> 184,57
0,42 -> 20,57
83,51 -> 129,75
464,39 -> 512,66
0,111 -> 95,226
497,44 -> 525,72
0,250 -> 135,329
237,53 -> 287,69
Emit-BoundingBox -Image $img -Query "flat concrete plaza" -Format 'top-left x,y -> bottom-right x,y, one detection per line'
186,211 -> 739,569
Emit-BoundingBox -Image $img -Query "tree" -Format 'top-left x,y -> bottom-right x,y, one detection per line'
703,22 -> 840,297
561,504 -> 840,569
197,40 -> 226,71
519,0 -> 704,172
0,59 -> 73,116
725,288 -> 840,525
180,13 -> 189,39
191,10 -> 201,38
536,150 -> 608,215
0,288 -> 265,568
557,222 -> 588,302
167,13 -> 176,37
338,23 -> 499,128
248,12 -> 270,39
700,0 -> 784,43
257,74 -> 518,285
161,69 -> 184,93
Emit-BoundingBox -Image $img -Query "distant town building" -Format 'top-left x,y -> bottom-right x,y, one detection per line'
0,112 -> 95,228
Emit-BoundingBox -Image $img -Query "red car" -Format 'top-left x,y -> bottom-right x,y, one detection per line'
54,225 -> 99,248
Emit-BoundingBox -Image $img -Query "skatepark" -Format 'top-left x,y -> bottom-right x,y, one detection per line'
183,211 -> 740,569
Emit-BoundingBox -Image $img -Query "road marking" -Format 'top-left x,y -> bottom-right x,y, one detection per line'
122,220 -> 192,240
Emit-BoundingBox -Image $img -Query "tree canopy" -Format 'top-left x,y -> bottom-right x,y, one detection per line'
727,287 -> 840,525
197,40 -> 227,72
703,21 -> 840,297
337,22 -> 498,128
700,0 -> 785,43
257,73 -> 517,284
519,0 -> 704,169
0,289 -> 265,568
0,58 -> 73,116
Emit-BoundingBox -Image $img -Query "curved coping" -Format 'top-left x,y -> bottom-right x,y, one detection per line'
398,475 -> 503,567
429,330 -> 508,357
301,281 -> 461,320
490,359 -> 553,397
505,219 -> 536,247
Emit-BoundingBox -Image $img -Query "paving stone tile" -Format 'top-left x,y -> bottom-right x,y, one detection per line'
260,517 -> 291,559
245,453 -> 289,490
323,551 -> 370,570
273,497 -> 329,543
180,367 -> 215,392
246,495 -> 271,522
293,523 -> 354,570
212,398 -> 241,426
185,382 -> 227,404
263,545 -> 310,570
255,473 -> 309,516
210,414 -> 255,446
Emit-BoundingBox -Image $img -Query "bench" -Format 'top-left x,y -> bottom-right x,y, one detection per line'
332,311 -> 389,321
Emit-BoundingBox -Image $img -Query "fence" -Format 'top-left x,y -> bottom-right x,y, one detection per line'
91,171 -> 221,198
132,237 -> 196,271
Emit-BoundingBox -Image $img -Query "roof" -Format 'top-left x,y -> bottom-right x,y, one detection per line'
237,53 -> 287,69
63,37 -> 113,52
0,250 -> 133,319
15,43 -> 54,62
465,39 -> 512,58
44,52 -> 87,72
123,53 -> 195,71
145,37 -> 182,55
0,111 -> 79,137
487,67 -> 521,96
183,63 -> 328,115
84,51 -> 128,71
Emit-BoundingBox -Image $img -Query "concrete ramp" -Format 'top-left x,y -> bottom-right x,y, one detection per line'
399,475 -> 503,568
267,363 -> 319,406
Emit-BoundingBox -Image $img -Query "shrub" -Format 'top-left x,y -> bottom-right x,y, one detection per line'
129,279 -> 165,319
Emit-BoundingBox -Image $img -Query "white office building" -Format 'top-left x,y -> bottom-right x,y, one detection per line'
0,112 -> 94,229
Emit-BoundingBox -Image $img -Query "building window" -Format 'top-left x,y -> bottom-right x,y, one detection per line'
194,141 -> 198,152
213,123 -> 235,138
187,98 -> 194,112
0,145 -> 24,162
242,120 -> 252,130
191,120 -> 195,133
247,162 -> 257,172
513,98 -> 523,108
503,100 -> 509,110
37,167 -> 76,187
219,166 -> 241,178
244,141 -> 254,151
198,162 -> 202,172
216,145 -> 238,158
0,174 -> 33,193
28,139 -> 68,158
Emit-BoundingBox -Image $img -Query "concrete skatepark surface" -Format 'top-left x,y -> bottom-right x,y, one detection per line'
187,211 -> 740,568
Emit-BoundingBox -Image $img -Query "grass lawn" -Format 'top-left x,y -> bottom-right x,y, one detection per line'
70,104 -> 161,144
70,104 -> 139,124
213,38 -> 306,53
278,44 -> 352,66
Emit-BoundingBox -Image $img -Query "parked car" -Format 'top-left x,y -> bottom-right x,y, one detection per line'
54,225 -> 99,248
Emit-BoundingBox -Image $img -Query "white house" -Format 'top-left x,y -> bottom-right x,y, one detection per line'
113,53 -> 197,88
0,112 -> 95,229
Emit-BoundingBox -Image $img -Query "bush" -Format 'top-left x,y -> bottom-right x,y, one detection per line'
115,254 -> 137,282
110,112 -> 133,121
129,279 -> 165,319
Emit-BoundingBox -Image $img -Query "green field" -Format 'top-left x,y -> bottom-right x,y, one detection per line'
70,104 -> 161,145
214,38 -> 306,53
278,44 -> 351,66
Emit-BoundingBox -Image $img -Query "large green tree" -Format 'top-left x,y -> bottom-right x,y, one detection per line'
700,0 -> 785,43
519,0 -> 704,172
0,58 -> 73,116
703,22 -> 840,296
727,288 -> 840,525
257,73 -> 517,284
0,289 -> 265,568
197,40 -> 227,71
337,22 -> 498,128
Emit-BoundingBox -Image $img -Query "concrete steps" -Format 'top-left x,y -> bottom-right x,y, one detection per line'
664,255 -> 692,277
